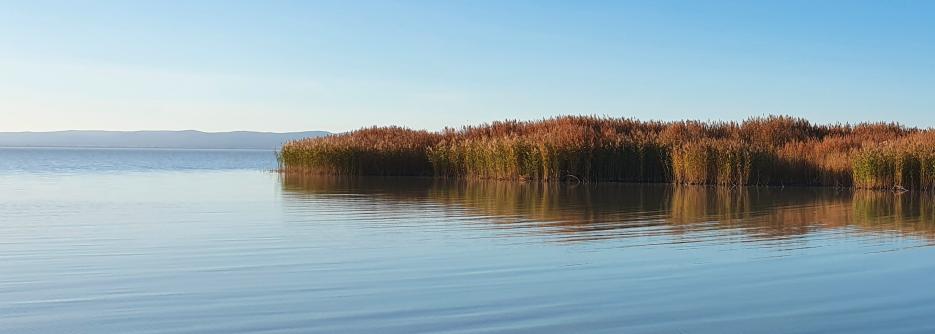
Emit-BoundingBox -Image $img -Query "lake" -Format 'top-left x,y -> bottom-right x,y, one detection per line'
2,147 -> 935,333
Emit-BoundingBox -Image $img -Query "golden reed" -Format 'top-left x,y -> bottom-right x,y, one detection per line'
279,116 -> 935,190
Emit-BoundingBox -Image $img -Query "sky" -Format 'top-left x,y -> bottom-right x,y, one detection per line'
1,0 -> 933,132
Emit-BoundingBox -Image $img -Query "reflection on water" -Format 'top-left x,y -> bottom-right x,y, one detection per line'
281,174 -> 935,245
5,160 -> 935,334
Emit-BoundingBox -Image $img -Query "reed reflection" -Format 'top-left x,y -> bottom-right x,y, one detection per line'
280,173 -> 935,243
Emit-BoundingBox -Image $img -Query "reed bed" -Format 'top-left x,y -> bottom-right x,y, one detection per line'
280,116 -> 935,190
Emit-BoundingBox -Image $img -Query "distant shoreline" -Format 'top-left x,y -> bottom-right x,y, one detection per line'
0,130 -> 329,150
0,146 -> 277,151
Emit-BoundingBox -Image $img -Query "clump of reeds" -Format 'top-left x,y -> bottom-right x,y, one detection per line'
670,139 -> 764,186
279,126 -> 441,176
279,115 -> 935,190
427,116 -> 669,182
852,132 -> 935,191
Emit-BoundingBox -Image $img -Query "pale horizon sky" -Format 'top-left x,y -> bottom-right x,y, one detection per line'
2,1 -> 934,132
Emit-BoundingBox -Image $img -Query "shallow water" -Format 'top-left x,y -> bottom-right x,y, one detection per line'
2,148 -> 935,333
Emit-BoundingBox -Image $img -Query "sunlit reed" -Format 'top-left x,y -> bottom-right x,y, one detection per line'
280,115 -> 935,190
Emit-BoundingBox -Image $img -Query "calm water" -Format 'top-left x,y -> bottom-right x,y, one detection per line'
2,148 -> 935,333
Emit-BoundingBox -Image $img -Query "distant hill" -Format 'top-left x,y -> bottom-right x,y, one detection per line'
0,130 -> 330,149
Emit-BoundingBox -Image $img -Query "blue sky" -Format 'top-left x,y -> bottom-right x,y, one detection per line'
1,0 -> 933,132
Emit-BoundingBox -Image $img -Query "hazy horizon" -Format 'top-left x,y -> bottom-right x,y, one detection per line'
0,130 -> 329,149
0,129 -> 329,134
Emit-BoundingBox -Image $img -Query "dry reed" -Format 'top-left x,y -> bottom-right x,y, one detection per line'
280,116 -> 935,190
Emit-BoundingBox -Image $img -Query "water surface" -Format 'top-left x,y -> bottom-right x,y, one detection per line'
2,148 -> 935,333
